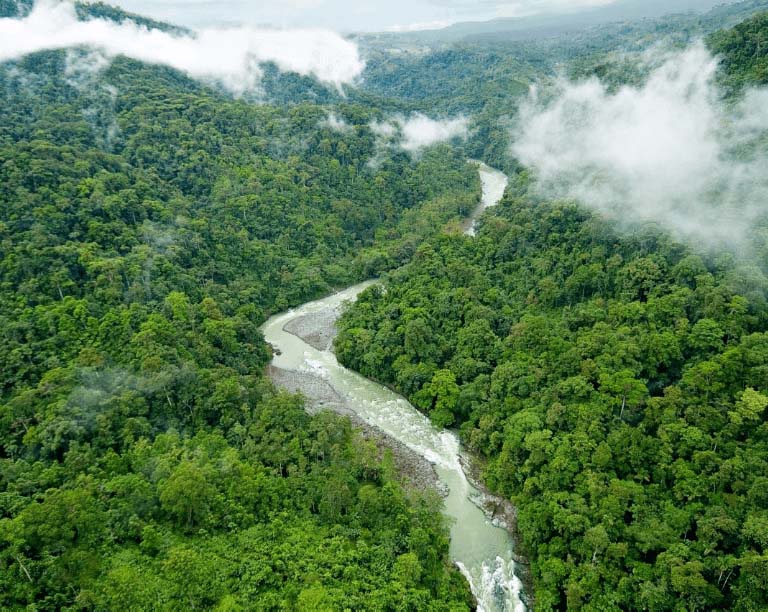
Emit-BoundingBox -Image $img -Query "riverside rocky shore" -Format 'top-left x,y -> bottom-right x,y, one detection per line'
267,364 -> 445,495
266,299 -> 534,600
267,304 -> 446,496
460,453 -> 534,607
262,165 -> 528,611
283,309 -> 338,352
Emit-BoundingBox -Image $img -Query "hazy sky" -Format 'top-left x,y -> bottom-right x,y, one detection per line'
105,0 -> 619,32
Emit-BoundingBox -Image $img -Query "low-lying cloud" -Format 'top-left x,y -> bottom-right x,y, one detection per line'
65,48 -> 121,149
319,112 -> 352,132
373,113 -> 470,155
399,113 -> 470,152
0,1 -> 365,94
512,42 -> 768,251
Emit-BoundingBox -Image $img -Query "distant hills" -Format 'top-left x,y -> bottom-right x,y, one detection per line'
372,0 -> 747,43
0,0 -> 188,34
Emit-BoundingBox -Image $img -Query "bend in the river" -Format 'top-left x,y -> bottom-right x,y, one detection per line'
261,162 -> 524,612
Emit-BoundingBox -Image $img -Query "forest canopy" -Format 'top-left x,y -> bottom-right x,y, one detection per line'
336,11 -> 768,611
3,0 -> 768,610
0,22 -> 480,610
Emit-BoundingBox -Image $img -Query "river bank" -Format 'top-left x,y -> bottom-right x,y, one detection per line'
458,453 -> 534,610
267,363 -> 446,496
276,296 -> 446,493
260,164 -> 527,612
271,300 -> 533,609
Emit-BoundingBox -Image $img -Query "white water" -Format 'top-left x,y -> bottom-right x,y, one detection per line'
465,162 -> 509,237
261,163 -> 524,611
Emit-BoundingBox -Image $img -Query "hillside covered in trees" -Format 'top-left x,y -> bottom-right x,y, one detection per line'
337,13 -> 768,612
0,10 -> 480,609
4,0 -> 768,609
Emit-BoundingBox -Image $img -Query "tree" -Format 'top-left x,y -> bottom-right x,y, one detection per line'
414,369 -> 460,427
729,388 -> 768,427
159,461 -> 215,529
598,370 -> 647,420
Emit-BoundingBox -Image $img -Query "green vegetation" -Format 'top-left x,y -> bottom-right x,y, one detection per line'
358,46 -> 534,115
0,44 -> 479,610
0,0 -> 185,32
4,0 -> 768,609
72,1 -> 190,34
2,388 -> 473,609
337,171 -> 768,610
709,10 -> 768,91
357,0 -> 768,174
338,14 -> 768,610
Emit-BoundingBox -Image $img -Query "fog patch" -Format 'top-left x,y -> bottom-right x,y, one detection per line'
65,48 -> 121,149
136,221 -> 178,296
512,42 -> 768,252
1,63 -> 49,94
0,1 -> 365,95
319,112 -> 351,133
68,368 -> 154,412
64,46 -> 110,84
370,119 -> 398,140
399,113 -> 470,152
63,366 -> 188,433
370,113 -> 470,160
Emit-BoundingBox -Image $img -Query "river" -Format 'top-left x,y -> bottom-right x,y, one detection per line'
261,163 -> 525,612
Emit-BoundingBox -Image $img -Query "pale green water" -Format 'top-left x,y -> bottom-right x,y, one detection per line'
465,162 -> 509,236
261,164 -> 525,611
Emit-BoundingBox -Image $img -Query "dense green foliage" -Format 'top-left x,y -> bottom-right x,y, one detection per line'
337,172 -> 768,610
709,10 -> 768,90
72,1 -> 189,34
0,43 -> 480,610
0,0 -> 184,31
338,15 -> 768,610
3,386 -> 473,610
5,0 -> 768,609
358,46 -> 533,115
359,0 -> 768,173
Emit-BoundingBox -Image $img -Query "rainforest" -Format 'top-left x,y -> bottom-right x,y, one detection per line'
2,1 -> 768,611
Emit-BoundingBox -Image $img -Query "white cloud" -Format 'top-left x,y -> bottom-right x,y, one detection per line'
372,113 -> 470,156
0,1 -> 365,94
319,112 -> 352,132
370,120 -> 398,139
399,113 -> 470,152
512,42 -> 768,250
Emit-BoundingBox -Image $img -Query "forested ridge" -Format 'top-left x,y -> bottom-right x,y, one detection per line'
0,20 -> 480,611
709,10 -> 768,90
4,0 -> 768,609
359,0 -> 768,173
336,14 -> 768,612
0,0 -> 186,32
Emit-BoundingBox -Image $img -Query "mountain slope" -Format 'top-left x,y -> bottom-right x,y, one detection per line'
0,15 -> 480,610
710,9 -> 768,88
376,0 -> 741,44
338,14 -> 768,611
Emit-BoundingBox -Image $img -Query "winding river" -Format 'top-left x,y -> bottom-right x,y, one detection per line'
261,163 -> 524,612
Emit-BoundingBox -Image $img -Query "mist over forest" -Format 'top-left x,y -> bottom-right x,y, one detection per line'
3,1 -> 768,611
